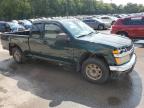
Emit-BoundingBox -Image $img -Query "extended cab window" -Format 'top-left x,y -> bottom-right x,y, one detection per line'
44,24 -> 64,39
31,23 -> 43,38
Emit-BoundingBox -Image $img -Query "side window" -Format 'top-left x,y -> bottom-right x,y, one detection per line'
31,23 -> 43,38
123,19 -> 131,25
142,18 -> 144,24
131,19 -> 142,25
124,18 -> 143,25
0,24 -> 6,32
44,24 -> 64,39
5,24 -> 11,32
90,20 -> 95,23
84,20 -> 90,23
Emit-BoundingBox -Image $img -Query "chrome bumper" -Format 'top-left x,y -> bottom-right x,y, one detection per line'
109,54 -> 136,72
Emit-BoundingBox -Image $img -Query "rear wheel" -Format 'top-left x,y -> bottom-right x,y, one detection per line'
81,58 -> 109,84
12,47 -> 25,64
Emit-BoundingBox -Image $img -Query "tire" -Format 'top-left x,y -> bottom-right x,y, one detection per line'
12,47 -> 25,64
81,58 -> 109,84
98,25 -> 104,30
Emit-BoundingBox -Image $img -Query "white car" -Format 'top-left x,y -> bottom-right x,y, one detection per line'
98,16 -> 118,25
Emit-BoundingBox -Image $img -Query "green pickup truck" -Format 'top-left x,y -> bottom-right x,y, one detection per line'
0,18 -> 136,83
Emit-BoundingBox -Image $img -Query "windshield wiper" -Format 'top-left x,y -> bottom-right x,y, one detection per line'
77,32 -> 95,38
77,34 -> 88,38
87,32 -> 95,35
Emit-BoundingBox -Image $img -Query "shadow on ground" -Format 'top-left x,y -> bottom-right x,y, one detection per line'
0,58 -> 142,108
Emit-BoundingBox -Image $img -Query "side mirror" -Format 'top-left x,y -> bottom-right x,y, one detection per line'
56,33 -> 70,42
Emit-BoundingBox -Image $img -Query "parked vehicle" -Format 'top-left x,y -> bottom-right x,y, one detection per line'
19,20 -> 32,30
0,21 -> 25,33
111,16 -> 144,39
1,18 -> 136,83
7,22 -> 25,32
113,14 -> 122,18
12,20 -> 19,24
0,21 -> 11,33
98,16 -> 118,25
83,18 -> 111,30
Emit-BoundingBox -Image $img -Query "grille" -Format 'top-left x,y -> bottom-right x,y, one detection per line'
127,44 -> 134,59
126,45 -> 133,52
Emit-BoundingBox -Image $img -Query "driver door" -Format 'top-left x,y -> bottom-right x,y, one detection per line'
42,23 -> 74,63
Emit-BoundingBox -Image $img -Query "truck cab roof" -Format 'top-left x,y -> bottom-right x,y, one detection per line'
32,18 -> 78,24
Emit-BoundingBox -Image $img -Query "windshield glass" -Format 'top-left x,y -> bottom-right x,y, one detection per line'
62,19 -> 96,38
8,22 -> 25,31
93,18 -> 103,22
23,20 -> 32,25
8,23 -> 20,28
8,22 -> 18,31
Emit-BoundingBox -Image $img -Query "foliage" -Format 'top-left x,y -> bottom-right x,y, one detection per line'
0,0 -> 144,20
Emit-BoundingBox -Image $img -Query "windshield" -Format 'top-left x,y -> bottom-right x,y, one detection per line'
23,20 -> 32,25
93,18 -> 103,22
9,23 -> 20,28
8,22 -> 25,31
61,19 -> 96,38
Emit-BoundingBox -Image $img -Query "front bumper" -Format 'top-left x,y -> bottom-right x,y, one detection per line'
109,54 -> 136,72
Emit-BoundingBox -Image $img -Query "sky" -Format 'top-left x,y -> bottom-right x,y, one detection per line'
99,0 -> 144,5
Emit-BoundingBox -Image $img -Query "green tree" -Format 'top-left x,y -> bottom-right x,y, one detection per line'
0,0 -> 144,20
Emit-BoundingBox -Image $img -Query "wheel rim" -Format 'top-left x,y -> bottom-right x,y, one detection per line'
85,64 -> 103,80
14,50 -> 21,62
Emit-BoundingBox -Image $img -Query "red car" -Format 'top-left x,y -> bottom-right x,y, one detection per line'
111,16 -> 144,39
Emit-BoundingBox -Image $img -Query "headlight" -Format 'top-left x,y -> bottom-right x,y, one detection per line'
112,48 -> 132,65
115,55 -> 130,65
112,49 -> 121,54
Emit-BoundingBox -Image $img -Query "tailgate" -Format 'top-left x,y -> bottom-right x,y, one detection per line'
0,33 -> 10,50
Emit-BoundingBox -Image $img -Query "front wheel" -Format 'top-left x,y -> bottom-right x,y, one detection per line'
81,58 -> 109,84
98,25 -> 104,30
12,47 -> 25,64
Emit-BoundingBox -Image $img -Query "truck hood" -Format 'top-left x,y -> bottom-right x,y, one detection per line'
77,33 -> 132,48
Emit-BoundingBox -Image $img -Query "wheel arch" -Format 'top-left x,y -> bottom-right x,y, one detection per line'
9,43 -> 22,55
77,52 -> 109,72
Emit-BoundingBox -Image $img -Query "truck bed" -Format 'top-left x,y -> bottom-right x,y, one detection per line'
0,30 -> 30,50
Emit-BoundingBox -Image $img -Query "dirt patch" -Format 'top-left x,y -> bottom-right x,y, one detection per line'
0,87 -> 8,94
